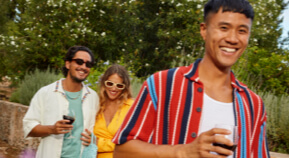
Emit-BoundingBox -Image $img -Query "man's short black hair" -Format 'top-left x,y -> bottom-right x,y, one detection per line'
61,46 -> 95,77
204,0 -> 254,22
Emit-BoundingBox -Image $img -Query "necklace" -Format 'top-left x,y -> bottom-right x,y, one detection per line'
65,91 -> 82,100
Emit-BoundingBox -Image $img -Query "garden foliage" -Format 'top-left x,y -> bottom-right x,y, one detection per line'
0,0 -> 288,94
10,68 -> 62,105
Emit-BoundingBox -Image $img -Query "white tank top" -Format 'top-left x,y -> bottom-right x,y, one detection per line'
198,93 -> 234,157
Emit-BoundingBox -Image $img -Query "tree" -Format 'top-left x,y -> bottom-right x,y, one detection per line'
0,0 -> 288,94
233,0 -> 289,94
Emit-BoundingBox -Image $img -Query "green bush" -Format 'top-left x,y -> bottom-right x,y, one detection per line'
130,76 -> 143,98
262,93 -> 289,153
10,68 -> 62,106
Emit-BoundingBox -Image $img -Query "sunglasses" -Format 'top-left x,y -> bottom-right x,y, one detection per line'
71,58 -> 94,68
105,80 -> 125,90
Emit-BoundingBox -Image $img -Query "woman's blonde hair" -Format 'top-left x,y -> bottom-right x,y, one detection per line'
97,64 -> 132,116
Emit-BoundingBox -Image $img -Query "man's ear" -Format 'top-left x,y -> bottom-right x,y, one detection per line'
200,22 -> 207,40
65,60 -> 70,70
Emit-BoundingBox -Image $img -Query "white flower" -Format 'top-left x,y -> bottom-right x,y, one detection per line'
101,32 -> 106,36
103,61 -> 109,65
176,3 -> 182,7
139,39 -> 142,42
38,35 -> 42,37
197,4 -> 202,9
11,41 -> 15,45
5,76 -> 11,80
122,48 -> 125,51
100,10 -> 105,14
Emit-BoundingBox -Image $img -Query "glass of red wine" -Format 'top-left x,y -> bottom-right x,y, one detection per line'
213,124 -> 238,156
63,109 -> 75,139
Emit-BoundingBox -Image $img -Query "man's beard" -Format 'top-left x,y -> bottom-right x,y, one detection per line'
69,70 -> 88,83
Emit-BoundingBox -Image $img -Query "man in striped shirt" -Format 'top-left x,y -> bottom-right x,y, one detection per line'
113,0 -> 270,157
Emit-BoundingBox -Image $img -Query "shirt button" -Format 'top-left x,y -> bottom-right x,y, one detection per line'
196,107 -> 202,112
197,87 -> 203,92
191,132 -> 197,138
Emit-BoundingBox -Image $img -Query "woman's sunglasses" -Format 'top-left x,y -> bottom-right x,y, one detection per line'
104,80 -> 125,90
71,58 -> 94,68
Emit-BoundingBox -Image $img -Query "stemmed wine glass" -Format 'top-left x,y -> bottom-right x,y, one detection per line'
63,109 -> 75,139
213,124 -> 238,156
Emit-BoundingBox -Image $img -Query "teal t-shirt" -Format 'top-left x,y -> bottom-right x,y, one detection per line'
61,90 -> 84,158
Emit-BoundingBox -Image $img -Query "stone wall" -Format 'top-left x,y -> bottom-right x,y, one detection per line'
0,100 -> 39,150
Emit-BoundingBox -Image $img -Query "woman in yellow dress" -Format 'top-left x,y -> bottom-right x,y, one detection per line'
93,64 -> 133,158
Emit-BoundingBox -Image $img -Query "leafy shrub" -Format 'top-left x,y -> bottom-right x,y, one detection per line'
262,93 -> 289,153
10,68 -> 62,105
130,76 -> 143,98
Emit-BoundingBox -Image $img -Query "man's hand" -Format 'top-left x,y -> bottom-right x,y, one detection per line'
81,129 -> 98,146
114,128 -> 234,158
177,128 -> 234,158
28,119 -> 73,137
50,120 -> 73,134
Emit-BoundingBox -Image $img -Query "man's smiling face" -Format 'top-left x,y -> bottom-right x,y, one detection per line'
66,50 -> 92,83
200,9 -> 252,70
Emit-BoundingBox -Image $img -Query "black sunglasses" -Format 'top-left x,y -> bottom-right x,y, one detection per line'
71,58 -> 94,68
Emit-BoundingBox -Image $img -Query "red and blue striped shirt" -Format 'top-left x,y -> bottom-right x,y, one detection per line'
113,59 -> 270,158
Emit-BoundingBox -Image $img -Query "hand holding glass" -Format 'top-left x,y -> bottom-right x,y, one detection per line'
63,109 -> 75,139
213,124 -> 238,156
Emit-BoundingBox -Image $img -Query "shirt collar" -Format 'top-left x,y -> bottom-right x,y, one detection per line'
183,58 -> 247,92
54,78 -> 91,94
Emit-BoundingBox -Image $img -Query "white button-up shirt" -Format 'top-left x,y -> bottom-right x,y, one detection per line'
23,79 -> 99,158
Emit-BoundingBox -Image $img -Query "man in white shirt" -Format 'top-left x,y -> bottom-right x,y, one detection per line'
23,46 -> 99,158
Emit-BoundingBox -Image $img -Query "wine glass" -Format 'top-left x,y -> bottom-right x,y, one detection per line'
63,109 -> 75,139
213,124 -> 238,156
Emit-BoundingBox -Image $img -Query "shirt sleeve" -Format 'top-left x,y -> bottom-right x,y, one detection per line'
22,89 -> 43,138
112,81 -> 157,144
